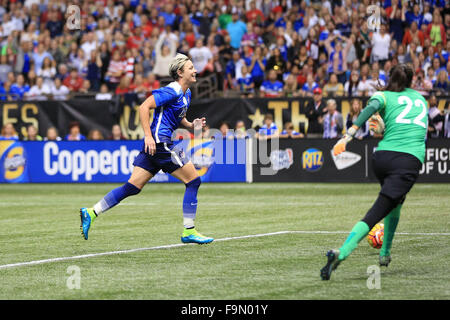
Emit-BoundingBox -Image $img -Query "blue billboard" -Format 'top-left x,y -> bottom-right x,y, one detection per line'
0,139 -> 246,183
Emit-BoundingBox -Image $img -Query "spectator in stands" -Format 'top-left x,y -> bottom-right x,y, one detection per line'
108,124 -> 127,140
44,127 -> 62,141
56,63 -> 69,81
266,47 -> 286,82
433,70 -> 450,95
79,79 -> 92,94
237,65 -> 255,97
25,76 -> 51,100
305,87 -> 327,138
141,46 -> 154,78
124,49 -> 135,79
105,50 -> 125,91
226,12 -> 247,50
403,21 -> 425,47
370,24 -> 391,65
52,77 -> 70,100
37,57 -> 56,88
115,76 -> 131,95
212,121 -> 232,139
24,124 -> 42,141
9,74 -> 30,100
257,113 -> 278,139
428,94 -> 445,138
283,74 -> 299,97
0,54 -> 12,85
444,104 -> 450,139
246,1 -> 265,26
388,0 -> 407,45
144,73 -> 161,94
95,84 -> 113,101
322,99 -> 343,139
234,120 -> 248,139
405,3 -> 424,28
300,73 -> 319,97
0,123 -> 19,140
324,34 -> 351,83
33,42 -> 53,74
344,70 -> 360,97
189,37 -> 214,77
87,50 -> 102,92
412,69 -> 433,96
63,68 -> 84,93
246,45 -> 266,89
279,122 -> 304,139
427,11 -> 446,47
46,8 -> 63,38
88,129 -> 104,140
346,99 -> 369,140
323,73 -> 344,97
224,50 -> 242,91
259,69 -> 283,98
65,122 -> 86,141
49,39 -> 64,67
14,40 -> 33,76
153,31 -> 177,78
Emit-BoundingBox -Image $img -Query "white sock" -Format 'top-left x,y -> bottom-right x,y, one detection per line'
183,218 -> 195,229
93,199 -> 108,216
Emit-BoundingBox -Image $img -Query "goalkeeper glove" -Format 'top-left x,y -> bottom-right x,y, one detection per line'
369,114 -> 385,134
332,125 -> 357,156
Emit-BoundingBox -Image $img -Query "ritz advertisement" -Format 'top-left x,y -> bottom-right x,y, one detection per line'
0,139 -> 246,183
252,138 -> 450,183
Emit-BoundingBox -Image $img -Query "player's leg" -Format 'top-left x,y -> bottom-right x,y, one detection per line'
170,161 -> 214,244
93,166 -> 152,215
321,191 -> 400,280
379,196 -> 405,265
80,150 -> 156,240
321,151 -> 420,279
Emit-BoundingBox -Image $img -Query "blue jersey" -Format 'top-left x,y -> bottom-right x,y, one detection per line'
151,81 -> 191,143
259,122 -> 278,136
260,80 -> 283,97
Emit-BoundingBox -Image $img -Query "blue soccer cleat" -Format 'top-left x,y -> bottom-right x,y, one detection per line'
181,228 -> 214,244
80,207 -> 96,240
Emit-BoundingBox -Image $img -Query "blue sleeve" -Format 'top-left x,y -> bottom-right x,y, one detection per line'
152,87 -> 179,107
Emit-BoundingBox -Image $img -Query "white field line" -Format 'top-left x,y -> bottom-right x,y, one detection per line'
0,230 -> 449,270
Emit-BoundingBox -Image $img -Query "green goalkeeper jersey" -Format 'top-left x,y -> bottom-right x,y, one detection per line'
369,88 -> 428,163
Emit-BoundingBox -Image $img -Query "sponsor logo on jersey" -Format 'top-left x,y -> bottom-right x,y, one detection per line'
331,150 -> 362,170
302,148 -> 323,172
270,148 -> 293,171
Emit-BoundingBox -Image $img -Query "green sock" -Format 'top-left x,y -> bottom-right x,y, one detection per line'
380,204 -> 402,257
338,221 -> 370,261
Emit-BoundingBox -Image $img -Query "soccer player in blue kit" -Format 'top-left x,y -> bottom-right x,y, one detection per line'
80,54 -> 214,244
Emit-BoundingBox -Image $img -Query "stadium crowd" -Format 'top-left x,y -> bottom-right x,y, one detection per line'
0,0 -> 449,139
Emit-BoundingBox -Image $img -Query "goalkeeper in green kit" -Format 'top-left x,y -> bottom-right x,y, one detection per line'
320,64 -> 428,280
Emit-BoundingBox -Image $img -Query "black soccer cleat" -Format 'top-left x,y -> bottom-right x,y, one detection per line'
320,250 -> 342,280
379,255 -> 392,267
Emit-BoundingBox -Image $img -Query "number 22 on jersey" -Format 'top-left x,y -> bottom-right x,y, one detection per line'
395,95 -> 428,128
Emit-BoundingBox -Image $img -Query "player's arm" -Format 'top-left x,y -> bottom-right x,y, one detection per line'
181,116 -> 206,132
332,97 -> 383,156
139,95 -> 157,155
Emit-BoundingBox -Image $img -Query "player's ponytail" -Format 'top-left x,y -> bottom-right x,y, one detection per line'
376,63 -> 414,92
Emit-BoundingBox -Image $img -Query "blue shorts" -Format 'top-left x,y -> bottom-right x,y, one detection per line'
133,142 -> 189,175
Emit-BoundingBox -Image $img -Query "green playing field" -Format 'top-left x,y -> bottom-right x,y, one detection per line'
0,183 -> 449,300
